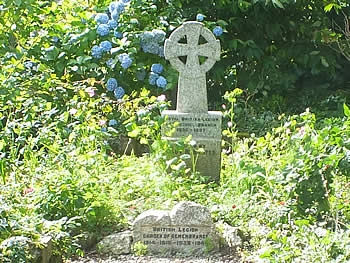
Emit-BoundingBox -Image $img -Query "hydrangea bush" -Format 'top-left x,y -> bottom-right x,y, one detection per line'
0,0 -> 226,179
87,0 -> 173,101
85,0 -> 224,98
78,0 -> 225,136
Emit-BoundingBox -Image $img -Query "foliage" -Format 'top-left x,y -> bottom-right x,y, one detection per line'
323,0 -> 350,62
132,241 -> 148,256
212,95 -> 350,262
3,85 -> 350,261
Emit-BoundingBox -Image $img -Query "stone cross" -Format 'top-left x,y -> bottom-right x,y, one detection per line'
162,21 -> 222,182
164,22 -> 220,113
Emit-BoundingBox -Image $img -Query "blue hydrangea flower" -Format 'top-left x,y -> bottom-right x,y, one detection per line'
118,53 -> 132,69
106,58 -> 115,68
213,26 -> 223,37
109,1 -> 117,13
111,10 -> 120,21
52,36 -> 60,43
140,32 -> 154,50
108,19 -> 118,29
115,1 -> 125,13
140,30 -> 166,56
158,46 -> 165,57
106,78 -> 118,91
114,86 -> 125,99
141,42 -> 160,55
97,24 -> 110,36
91,45 -> 103,59
151,63 -> 163,74
108,119 -> 118,126
100,40 -> 112,52
114,31 -> 123,38
110,1 -> 124,19
196,14 -> 204,21
136,68 -> 146,81
95,13 -> 109,24
148,72 -> 159,85
156,76 -> 167,89
152,29 -> 166,43
140,31 -> 154,42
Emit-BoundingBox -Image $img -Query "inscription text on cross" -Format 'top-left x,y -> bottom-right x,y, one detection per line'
164,22 -> 220,113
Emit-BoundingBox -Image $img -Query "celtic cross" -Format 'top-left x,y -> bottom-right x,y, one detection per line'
164,21 -> 220,113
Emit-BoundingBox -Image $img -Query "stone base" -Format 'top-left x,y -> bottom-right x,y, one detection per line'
97,231 -> 132,256
165,137 -> 221,182
191,138 -> 221,182
161,110 -> 222,181
132,201 -> 221,256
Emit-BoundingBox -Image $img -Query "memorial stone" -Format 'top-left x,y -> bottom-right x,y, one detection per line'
162,21 -> 222,181
97,231 -> 132,256
132,201 -> 220,255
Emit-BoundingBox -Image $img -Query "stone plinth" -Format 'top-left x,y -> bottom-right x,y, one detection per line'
162,110 -> 222,181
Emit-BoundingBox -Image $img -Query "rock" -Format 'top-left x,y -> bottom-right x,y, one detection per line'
216,222 -> 242,252
170,201 -> 213,225
132,201 -> 221,256
78,232 -> 97,251
97,230 -> 133,257
0,235 -> 55,263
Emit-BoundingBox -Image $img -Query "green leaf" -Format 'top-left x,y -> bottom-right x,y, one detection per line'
139,137 -> 148,145
324,3 -> 341,12
45,102 -> 52,111
51,2 -> 58,12
217,19 -> 228,26
272,0 -> 284,9
294,219 -> 310,227
128,128 -> 140,138
260,248 -> 274,258
78,89 -> 86,99
312,21 -> 322,27
344,103 -> 350,117
0,140 -> 4,151
230,39 -> 238,50
321,56 -> 329,67
43,46 -> 59,61
324,3 -> 334,12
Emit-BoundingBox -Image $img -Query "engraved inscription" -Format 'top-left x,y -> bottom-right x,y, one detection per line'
140,225 -> 211,248
165,115 -> 221,138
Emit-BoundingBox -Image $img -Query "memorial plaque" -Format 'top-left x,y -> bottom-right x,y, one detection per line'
132,201 -> 220,255
162,112 -> 222,138
162,21 -> 222,181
